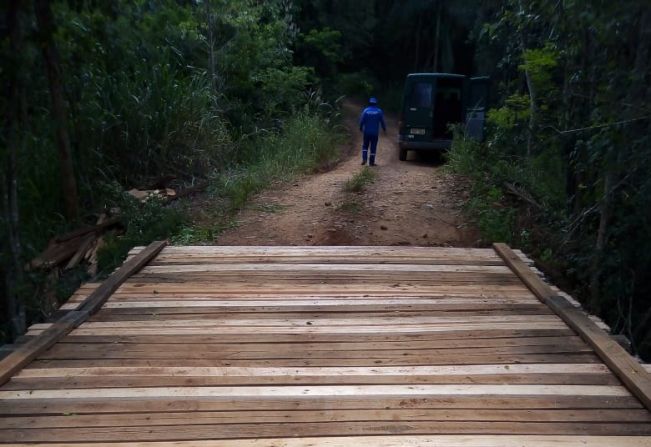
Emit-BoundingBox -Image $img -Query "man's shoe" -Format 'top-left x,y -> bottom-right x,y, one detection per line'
361,161 -> 366,165
369,162 -> 376,166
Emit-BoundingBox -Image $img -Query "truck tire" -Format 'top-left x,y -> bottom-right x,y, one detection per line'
399,148 -> 408,161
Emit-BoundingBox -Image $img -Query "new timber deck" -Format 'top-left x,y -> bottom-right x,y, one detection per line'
2,244 -> 651,446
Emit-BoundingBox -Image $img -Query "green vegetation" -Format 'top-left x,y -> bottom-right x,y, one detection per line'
217,109 -> 343,211
343,168 -> 377,193
336,199 -> 362,214
447,1 -> 651,359
0,0 -> 344,341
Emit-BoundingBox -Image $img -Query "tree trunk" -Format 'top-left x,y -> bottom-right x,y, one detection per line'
3,0 -> 27,338
34,0 -> 79,220
517,0 -> 537,157
589,167 -> 614,309
205,0 -> 216,94
562,54 -> 580,214
433,0 -> 442,72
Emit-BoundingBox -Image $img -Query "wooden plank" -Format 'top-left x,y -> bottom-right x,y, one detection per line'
97,283 -> 535,296
36,344 -> 593,362
49,336 -> 592,354
2,394 -> 643,417
2,409 -> 649,429
6,364 -> 618,388
24,352 -> 602,368
3,420 -> 651,442
25,321 -> 571,337
134,246 -> 500,255
79,240 -> 168,315
0,311 -> 89,385
148,257 -> 508,266
3,435 -> 651,447
54,328 -> 578,344
0,384 -> 631,400
67,314 -> 562,328
494,242 -> 651,412
139,264 -> 512,273
16,364 -> 611,378
3,373 -> 620,389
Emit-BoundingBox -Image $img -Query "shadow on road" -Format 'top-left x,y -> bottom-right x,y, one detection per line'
402,150 -> 447,167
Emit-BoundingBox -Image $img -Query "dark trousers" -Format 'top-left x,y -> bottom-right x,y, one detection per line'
362,133 -> 379,164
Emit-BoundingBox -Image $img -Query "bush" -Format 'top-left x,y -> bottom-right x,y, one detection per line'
447,132 -> 516,244
97,183 -> 185,273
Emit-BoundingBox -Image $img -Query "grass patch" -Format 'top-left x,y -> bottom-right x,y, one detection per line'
171,218 -> 238,245
343,167 -> 376,193
336,198 -> 362,213
215,111 -> 342,212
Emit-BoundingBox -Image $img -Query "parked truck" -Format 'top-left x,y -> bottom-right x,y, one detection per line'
398,73 -> 489,161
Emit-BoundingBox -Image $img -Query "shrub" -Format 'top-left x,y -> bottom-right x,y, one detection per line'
97,183 -> 185,273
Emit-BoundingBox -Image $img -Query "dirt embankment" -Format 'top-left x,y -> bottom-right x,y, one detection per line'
216,101 -> 479,247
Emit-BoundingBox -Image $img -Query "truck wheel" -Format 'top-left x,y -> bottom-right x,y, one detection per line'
399,148 -> 408,161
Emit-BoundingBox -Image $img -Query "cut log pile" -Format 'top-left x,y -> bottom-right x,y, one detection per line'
28,212 -> 122,276
27,179 -> 207,277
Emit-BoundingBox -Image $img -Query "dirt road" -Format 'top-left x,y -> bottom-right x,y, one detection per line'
217,101 -> 479,247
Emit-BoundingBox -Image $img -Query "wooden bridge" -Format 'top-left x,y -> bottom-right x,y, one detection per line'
2,243 -> 651,446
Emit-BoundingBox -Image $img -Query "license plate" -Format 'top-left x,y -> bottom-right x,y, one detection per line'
410,128 -> 426,135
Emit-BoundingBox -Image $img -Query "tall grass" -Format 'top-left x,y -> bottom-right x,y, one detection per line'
215,111 -> 342,211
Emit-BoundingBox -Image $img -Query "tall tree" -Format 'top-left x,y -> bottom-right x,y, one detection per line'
2,0 -> 27,337
34,0 -> 79,220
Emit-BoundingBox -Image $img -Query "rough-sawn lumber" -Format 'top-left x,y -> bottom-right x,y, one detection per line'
493,242 -> 651,412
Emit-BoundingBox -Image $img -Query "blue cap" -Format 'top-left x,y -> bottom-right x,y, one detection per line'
369,97 -> 378,104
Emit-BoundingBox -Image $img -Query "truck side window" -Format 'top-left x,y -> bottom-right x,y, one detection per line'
410,82 -> 432,108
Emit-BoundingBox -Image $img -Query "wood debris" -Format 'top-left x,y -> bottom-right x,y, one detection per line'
28,213 -> 121,274
127,188 -> 176,202
28,181 -> 203,276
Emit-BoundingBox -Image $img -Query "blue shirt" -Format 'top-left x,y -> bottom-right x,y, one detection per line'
359,106 -> 386,136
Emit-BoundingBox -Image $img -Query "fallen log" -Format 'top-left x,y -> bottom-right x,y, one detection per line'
64,234 -> 96,270
29,235 -> 87,269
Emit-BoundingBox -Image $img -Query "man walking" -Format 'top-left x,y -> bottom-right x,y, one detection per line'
359,97 -> 387,166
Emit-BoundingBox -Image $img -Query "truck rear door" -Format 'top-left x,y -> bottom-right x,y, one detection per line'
403,80 -> 434,143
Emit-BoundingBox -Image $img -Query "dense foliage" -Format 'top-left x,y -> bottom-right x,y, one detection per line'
0,0 -> 338,340
449,1 -> 651,358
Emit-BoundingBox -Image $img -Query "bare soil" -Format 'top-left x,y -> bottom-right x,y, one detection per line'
216,101 -> 480,247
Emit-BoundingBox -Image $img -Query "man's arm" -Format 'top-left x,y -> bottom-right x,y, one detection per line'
380,111 -> 387,133
359,110 -> 366,132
